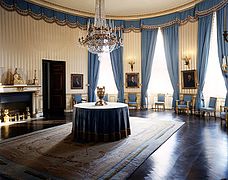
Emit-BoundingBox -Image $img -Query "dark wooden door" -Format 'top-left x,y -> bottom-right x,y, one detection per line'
42,60 -> 66,117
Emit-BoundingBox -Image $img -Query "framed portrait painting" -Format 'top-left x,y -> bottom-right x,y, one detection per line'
181,70 -> 197,89
71,74 -> 83,89
126,73 -> 139,88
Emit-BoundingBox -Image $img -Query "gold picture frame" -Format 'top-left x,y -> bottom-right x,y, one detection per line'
126,73 -> 139,88
71,74 -> 83,89
181,70 -> 197,89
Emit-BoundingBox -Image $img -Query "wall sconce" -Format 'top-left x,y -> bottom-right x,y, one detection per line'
222,56 -> 228,72
182,56 -> 191,68
128,60 -> 135,71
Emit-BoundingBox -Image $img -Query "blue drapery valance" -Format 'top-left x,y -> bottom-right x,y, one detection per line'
1,0 -> 227,30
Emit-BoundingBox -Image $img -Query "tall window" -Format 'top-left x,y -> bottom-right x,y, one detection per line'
147,29 -> 173,95
203,13 -> 226,100
97,53 -> 118,94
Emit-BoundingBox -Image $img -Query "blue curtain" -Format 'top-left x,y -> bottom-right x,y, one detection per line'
217,5 -> 228,105
195,14 -> 213,110
88,52 -> 100,102
110,47 -> 124,102
162,24 -> 179,108
141,29 -> 158,108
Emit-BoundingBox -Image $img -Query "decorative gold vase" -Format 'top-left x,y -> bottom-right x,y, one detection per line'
95,86 -> 107,106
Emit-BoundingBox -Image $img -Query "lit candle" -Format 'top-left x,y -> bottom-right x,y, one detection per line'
87,19 -> 90,31
112,21 -> 114,29
109,19 -> 112,28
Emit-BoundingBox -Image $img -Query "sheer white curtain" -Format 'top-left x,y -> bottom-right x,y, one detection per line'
147,29 -> 173,108
97,53 -> 118,95
203,13 -> 226,106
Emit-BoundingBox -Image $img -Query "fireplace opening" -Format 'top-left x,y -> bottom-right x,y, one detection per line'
0,92 -> 33,122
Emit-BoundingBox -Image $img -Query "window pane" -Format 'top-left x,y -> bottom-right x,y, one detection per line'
97,53 -> 118,94
148,29 -> 173,95
203,14 -> 226,99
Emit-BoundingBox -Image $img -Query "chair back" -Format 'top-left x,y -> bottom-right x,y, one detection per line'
128,94 -> 137,102
208,97 -> 217,108
183,95 -> 192,102
157,94 -> 165,102
103,93 -> 108,101
73,94 -> 82,104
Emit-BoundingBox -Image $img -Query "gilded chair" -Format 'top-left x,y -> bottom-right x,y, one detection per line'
220,105 -> 228,127
72,94 -> 86,105
199,97 -> 217,118
127,93 -> 138,109
176,94 -> 193,115
154,94 -> 165,111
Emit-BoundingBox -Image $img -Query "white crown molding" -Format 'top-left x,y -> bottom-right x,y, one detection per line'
27,0 -> 203,20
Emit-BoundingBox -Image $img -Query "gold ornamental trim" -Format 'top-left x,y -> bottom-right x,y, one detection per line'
28,0 -> 202,20
196,0 -> 228,16
1,0 -> 227,31
0,0 -> 87,29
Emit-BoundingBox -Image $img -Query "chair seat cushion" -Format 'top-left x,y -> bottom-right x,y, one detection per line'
128,102 -> 137,105
200,107 -> 215,112
177,105 -> 188,109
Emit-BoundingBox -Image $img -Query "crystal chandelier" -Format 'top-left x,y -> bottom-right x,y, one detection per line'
78,0 -> 123,55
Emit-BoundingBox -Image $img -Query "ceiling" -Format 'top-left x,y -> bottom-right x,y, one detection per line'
29,0 -> 202,20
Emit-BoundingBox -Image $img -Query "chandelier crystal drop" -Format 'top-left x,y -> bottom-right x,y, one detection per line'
78,0 -> 123,55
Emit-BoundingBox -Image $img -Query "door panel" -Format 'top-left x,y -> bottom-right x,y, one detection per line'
42,60 -> 66,117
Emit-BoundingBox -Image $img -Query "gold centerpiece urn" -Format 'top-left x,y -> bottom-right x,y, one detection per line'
95,86 -> 107,106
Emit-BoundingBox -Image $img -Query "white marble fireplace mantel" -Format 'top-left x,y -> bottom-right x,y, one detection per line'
0,85 -> 41,93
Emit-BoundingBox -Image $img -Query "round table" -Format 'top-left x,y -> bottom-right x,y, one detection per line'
72,102 -> 131,143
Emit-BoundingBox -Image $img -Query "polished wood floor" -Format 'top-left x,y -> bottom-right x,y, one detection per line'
0,110 -> 227,180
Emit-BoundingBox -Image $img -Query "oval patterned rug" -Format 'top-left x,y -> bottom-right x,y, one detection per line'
0,117 -> 184,179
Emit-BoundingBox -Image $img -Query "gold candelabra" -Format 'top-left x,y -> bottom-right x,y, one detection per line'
182,56 -> 191,69
3,109 -> 9,123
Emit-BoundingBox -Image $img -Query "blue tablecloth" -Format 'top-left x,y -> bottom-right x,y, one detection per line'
72,102 -> 131,143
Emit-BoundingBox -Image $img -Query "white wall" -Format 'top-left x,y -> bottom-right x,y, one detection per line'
123,31 -> 141,104
0,6 -> 212,111
0,7 -> 88,111
179,21 -> 198,95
